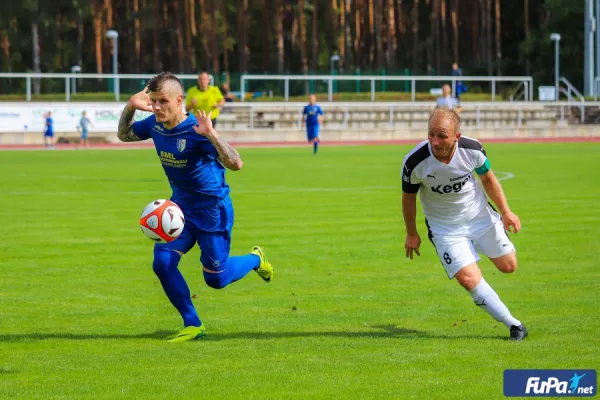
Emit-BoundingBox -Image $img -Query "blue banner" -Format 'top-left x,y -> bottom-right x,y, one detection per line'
504,370 -> 597,397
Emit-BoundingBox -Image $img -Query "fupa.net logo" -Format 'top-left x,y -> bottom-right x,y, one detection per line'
504,369 -> 597,397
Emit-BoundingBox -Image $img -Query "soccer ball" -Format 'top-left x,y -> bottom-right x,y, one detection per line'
139,199 -> 185,243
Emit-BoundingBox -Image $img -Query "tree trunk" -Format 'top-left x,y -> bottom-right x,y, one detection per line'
354,0 -> 362,70
211,0 -> 220,75
494,0 -> 501,75
162,2 -> 172,70
368,0 -> 375,68
274,0 -> 284,73
291,4 -> 298,51
524,0 -> 530,75
312,0 -> 319,72
222,1 -> 230,77
374,0 -> 383,70
93,0 -> 104,74
32,22 -> 40,94
451,0 -> 459,64
299,0 -> 308,75
199,0 -> 209,70
471,0 -> 478,63
486,0 -> 493,75
140,0 -> 147,72
133,0 -> 141,72
440,0 -> 447,68
56,14 -> 65,71
339,0 -> 345,67
76,5 -> 84,70
237,0 -> 249,73
188,0 -> 196,71
172,0 -> 185,73
395,0 -> 406,67
0,30 -> 10,73
261,0 -> 270,72
104,0 -> 113,27
189,0 -> 196,38
433,0 -> 441,74
182,0 -> 191,72
103,0 -> 114,73
428,0 -> 438,74
479,0 -> 485,65
344,0 -> 351,71
387,0 -> 397,70
412,0 -> 419,73
152,0 -> 160,70
331,0 -> 339,54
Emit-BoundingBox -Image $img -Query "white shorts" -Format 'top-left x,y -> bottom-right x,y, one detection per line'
426,205 -> 515,279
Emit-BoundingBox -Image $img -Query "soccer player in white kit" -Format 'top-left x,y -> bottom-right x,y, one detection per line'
401,107 -> 527,341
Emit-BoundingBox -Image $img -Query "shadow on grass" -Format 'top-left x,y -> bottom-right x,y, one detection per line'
0,324 -> 505,342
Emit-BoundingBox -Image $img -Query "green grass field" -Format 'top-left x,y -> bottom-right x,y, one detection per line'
1,143 -> 599,399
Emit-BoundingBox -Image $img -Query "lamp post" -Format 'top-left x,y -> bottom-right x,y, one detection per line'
584,0 -> 594,96
106,30 -> 119,101
330,54 -> 340,75
71,65 -> 81,95
330,54 -> 340,97
550,33 -> 561,101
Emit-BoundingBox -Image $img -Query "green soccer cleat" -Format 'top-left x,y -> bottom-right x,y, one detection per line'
252,246 -> 273,282
166,325 -> 206,343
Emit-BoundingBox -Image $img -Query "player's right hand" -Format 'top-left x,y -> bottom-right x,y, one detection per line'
127,86 -> 153,112
405,234 -> 421,259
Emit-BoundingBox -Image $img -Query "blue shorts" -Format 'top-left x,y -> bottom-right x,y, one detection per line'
81,129 -> 88,139
155,195 -> 233,270
44,131 -> 54,137
307,126 -> 320,141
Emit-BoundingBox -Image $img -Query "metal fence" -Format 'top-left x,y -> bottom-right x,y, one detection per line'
0,73 -> 213,102
240,74 -> 535,102
0,72 -> 534,103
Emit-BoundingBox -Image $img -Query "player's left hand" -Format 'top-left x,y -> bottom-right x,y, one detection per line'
193,110 -> 213,136
502,211 -> 521,233
405,233 -> 422,259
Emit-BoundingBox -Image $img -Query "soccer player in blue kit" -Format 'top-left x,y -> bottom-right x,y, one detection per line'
117,72 -> 274,343
302,95 -> 324,154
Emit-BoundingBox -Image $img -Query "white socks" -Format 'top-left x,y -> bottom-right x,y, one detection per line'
469,278 -> 521,328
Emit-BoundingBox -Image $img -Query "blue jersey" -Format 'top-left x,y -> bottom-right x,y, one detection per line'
80,117 -> 91,131
303,105 -> 323,127
45,117 -> 53,133
132,114 -> 230,207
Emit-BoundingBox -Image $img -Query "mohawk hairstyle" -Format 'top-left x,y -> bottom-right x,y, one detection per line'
429,106 -> 461,131
147,71 -> 184,93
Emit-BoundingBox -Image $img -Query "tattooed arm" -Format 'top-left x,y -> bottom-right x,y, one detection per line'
117,105 -> 143,142
117,86 -> 153,142
205,129 -> 243,171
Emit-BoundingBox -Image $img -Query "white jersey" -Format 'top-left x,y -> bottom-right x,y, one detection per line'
402,137 -> 490,226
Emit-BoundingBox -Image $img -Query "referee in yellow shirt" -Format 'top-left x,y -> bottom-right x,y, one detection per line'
185,72 -> 225,127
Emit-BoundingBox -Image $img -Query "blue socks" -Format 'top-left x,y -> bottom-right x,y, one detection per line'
153,247 -> 201,327
313,141 -> 318,154
204,254 -> 260,289
153,248 -> 260,325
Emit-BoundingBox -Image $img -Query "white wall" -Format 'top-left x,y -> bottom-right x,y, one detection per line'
0,102 -> 153,133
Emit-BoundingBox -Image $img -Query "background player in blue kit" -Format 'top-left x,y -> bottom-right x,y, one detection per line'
117,72 -> 274,343
43,111 -> 54,148
302,95 -> 324,154
78,111 -> 94,149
